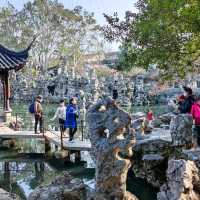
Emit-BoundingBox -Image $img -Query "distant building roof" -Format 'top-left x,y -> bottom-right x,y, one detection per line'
85,51 -> 119,67
0,40 -> 34,72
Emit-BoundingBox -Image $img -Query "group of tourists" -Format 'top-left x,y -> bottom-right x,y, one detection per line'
141,86 -> 200,150
30,85 -> 200,147
175,86 -> 200,149
30,96 -> 79,142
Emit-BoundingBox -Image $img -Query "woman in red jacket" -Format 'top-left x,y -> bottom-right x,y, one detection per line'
191,96 -> 200,149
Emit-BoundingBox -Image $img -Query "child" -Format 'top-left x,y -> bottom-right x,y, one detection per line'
146,109 -> 154,121
190,96 -> 200,150
51,99 -> 66,135
146,109 -> 154,127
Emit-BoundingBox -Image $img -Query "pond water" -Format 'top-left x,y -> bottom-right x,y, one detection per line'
0,150 -> 95,199
0,144 -> 158,200
9,102 -> 170,132
11,102 -> 169,117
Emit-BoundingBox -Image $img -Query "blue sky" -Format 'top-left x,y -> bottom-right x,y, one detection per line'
1,0 -> 137,25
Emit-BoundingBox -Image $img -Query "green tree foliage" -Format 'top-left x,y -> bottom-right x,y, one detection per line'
117,42 -> 137,71
0,0 -> 102,74
103,0 -> 200,78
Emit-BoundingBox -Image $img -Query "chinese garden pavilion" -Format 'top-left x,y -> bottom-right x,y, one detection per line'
0,42 -> 33,118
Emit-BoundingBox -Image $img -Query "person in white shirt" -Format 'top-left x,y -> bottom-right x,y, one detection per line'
51,99 -> 66,134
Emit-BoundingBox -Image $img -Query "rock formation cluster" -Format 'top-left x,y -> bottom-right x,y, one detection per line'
28,172 -> 88,200
87,97 -> 138,200
27,101 -> 200,200
4,66 -> 159,107
158,159 -> 200,200
170,114 -> 193,147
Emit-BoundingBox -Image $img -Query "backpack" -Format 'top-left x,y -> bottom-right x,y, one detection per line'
29,103 -> 35,114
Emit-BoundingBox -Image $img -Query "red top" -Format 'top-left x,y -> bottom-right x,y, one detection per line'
191,103 -> 200,125
146,112 -> 154,121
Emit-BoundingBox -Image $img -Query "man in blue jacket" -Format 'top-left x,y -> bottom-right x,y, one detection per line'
65,97 -> 79,141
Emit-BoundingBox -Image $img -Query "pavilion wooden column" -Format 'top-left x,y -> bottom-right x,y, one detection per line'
0,74 -> 4,110
4,70 -> 11,112
2,77 -> 6,110
1,71 -> 11,112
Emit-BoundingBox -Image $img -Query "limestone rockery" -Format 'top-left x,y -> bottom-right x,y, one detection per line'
28,98 -> 200,200
3,65 -> 161,107
132,113 -> 200,200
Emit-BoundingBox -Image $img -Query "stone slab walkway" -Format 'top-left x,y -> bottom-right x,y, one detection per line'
44,131 -> 91,151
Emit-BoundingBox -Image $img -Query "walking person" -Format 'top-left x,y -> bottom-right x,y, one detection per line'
51,99 -> 66,135
65,97 -> 79,142
191,96 -> 200,150
34,95 -> 43,134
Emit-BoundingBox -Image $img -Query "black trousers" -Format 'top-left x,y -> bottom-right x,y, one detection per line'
35,115 -> 43,134
113,89 -> 118,100
69,127 -> 77,141
193,125 -> 200,146
59,118 -> 66,133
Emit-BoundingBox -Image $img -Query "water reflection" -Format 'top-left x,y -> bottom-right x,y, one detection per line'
4,162 -> 10,181
0,137 -> 157,200
0,162 -> 27,199
30,162 -> 45,188
0,156 -> 95,200
0,161 -> 47,199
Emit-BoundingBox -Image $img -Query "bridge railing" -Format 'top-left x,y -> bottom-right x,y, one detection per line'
45,118 -> 87,141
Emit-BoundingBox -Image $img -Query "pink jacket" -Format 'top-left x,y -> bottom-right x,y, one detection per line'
191,103 -> 200,125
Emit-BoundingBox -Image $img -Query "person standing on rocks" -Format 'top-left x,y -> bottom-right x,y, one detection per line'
112,81 -> 118,100
65,97 -> 79,142
190,96 -> 200,149
34,95 -> 43,134
113,89 -> 118,100
51,99 -> 66,136
179,86 -> 195,114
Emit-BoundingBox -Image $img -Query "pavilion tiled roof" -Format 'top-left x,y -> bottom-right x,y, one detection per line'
0,39 -> 34,72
